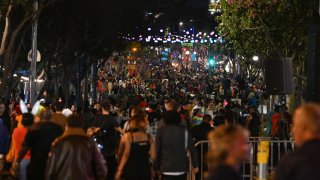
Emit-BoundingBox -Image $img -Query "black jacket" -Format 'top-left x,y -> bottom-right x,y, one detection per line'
275,140 -> 320,180
155,124 -> 199,173
45,128 -> 108,180
18,121 -> 63,180
91,114 -> 120,157
207,165 -> 241,180
191,122 -> 213,143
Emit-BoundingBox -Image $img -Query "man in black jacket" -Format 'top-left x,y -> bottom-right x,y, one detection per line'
275,103 -> 320,180
45,114 -> 107,180
155,110 -> 199,180
15,110 -> 63,180
89,100 -> 122,180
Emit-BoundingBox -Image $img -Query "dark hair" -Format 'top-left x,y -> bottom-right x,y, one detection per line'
55,102 -> 65,112
66,114 -> 84,128
129,106 -> 141,118
130,112 -> 148,131
203,114 -> 212,122
162,110 -> 181,125
22,113 -> 34,126
171,100 -> 181,111
101,100 -> 111,111
40,109 -> 52,122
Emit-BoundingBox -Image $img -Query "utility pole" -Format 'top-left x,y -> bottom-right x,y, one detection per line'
30,1 -> 38,105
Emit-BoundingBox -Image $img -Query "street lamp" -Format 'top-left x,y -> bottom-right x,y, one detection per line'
132,47 -> 138,52
253,55 -> 259,61
179,22 -> 183,26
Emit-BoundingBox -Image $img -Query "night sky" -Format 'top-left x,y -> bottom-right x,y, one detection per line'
185,0 -> 210,9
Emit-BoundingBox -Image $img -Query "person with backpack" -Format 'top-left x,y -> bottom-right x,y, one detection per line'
270,105 -> 291,139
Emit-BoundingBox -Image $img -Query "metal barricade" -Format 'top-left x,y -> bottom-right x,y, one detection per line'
192,138 -> 295,180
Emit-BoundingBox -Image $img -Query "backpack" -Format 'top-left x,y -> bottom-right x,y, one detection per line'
271,112 -> 290,140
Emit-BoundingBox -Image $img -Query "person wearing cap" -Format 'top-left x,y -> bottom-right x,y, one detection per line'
275,103 -> 320,180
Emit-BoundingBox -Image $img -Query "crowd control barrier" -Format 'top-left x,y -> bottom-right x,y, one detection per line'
191,137 -> 295,180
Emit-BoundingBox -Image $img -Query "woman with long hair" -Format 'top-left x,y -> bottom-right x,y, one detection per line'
207,125 -> 250,180
116,112 -> 156,180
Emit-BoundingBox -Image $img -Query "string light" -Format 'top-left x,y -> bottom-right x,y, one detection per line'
120,28 -> 221,44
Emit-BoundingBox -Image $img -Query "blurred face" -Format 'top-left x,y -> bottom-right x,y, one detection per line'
164,101 -> 170,111
71,105 -> 76,112
0,104 -> 5,116
34,115 -> 40,123
229,132 -> 250,162
249,107 -> 255,114
292,109 -> 306,146
130,109 -> 136,117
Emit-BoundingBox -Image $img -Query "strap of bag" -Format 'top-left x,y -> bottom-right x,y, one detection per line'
185,128 -> 188,151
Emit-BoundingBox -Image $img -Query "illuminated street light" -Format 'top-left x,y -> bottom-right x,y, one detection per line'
132,47 -> 138,52
253,56 -> 259,61
179,22 -> 183,26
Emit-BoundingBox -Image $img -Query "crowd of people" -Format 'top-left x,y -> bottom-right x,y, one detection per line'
0,97 -> 319,180
0,62 -> 315,180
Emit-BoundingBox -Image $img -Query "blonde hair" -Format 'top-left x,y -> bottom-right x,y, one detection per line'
295,103 -> 320,135
207,125 -> 248,169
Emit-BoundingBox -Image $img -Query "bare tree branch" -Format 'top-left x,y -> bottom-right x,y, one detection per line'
0,4 -> 13,55
258,16 -> 283,58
